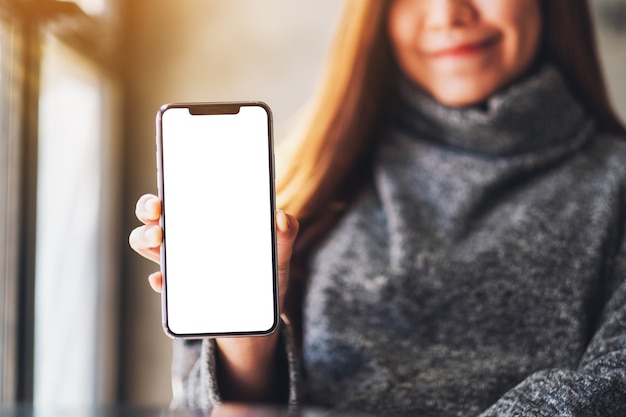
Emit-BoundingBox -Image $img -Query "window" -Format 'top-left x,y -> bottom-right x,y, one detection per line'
34,33 -> 120,407
0,0 -> 120,406
0,11 -> 23,405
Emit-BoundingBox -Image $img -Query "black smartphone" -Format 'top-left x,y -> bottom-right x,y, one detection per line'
156,102 -> 278,338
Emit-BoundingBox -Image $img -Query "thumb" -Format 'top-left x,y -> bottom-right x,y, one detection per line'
275,210 -> 299,274
275,210 -> 299,307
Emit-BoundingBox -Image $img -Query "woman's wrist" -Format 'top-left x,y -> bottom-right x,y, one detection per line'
214,329 -> 282,402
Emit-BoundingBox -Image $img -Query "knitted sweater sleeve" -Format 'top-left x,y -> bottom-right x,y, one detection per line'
479,223 -> 626,416
169,316 -> 300,409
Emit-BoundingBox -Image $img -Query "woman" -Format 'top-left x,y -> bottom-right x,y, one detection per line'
129,0 -> 626,415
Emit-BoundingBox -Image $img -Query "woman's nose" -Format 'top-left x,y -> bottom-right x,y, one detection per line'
423,0 -> 478,30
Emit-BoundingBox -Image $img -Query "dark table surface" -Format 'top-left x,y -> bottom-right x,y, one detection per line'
0,403 -> 377,417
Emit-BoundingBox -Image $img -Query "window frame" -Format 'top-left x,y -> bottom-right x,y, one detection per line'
0,0 -> 120,405
0,5 -> 25,405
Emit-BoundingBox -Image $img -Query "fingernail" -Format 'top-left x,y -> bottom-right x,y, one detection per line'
145,196 -> 158,213
144,225 -> 161,244
148,272 -> 162,292
276,210 -> 289,232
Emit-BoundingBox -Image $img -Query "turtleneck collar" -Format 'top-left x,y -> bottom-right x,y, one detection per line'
391,64 -> 593,157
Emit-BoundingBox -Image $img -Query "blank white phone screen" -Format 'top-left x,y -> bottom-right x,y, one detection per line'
160,105 -> 276,336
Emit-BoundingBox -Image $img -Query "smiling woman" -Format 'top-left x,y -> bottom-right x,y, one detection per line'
128,0 -> 626,415
387,0 -> 542,106
2,0 -> 624,413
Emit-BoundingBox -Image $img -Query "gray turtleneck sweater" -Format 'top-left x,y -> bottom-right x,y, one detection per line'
171,66 -> 626,416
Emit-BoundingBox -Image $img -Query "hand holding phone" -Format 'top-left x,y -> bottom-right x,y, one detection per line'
156,102 -> 279,338
129,192 -> 300,399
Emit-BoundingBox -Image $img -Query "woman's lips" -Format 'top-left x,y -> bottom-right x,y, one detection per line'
429,34 -> 501,58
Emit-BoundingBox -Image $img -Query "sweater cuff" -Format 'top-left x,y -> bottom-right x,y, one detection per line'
170,337 -> 220,409
280,313 -> 301,407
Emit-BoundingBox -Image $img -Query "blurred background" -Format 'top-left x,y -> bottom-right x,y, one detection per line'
0,0 -> 624,409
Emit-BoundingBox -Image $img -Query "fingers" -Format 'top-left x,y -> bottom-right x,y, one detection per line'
128,224 -> 162,264
130,194 -> 163,264
148,271 -> 163,293
135,194 -> 161,225
133,194 -> 163,295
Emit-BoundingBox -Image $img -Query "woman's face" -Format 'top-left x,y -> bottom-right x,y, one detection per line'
387,0 -> 542,106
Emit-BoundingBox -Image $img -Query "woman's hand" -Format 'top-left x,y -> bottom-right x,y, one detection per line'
128,194 -> 163,291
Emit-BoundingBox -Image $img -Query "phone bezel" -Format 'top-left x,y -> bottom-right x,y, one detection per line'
155,101 -> 279,339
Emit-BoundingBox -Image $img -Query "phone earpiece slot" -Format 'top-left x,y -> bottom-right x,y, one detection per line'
188,104 -> 241,115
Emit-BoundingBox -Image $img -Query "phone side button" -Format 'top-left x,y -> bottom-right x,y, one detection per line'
156,165 -> 161,193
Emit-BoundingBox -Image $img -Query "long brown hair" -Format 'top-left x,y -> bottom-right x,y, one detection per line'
542,0 -> 625,136
276,1 -> 394,223
277,0 -> 625,326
